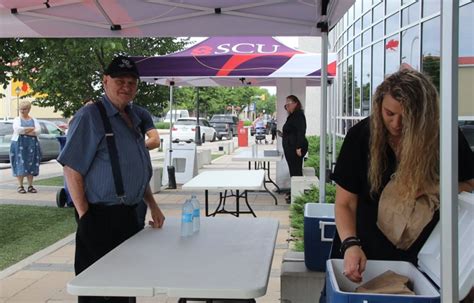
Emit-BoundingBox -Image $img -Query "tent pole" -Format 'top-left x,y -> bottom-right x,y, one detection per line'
440,1 -> 459,301
318,21 -> 329,203
167,81 -> 177,189
194,87 -> 202,145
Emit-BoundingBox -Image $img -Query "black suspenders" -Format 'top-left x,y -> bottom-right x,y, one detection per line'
95,101 -> 126,203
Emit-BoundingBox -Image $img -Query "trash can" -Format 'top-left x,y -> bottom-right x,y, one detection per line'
56,136 -> 73,208
238,121 -> 248,147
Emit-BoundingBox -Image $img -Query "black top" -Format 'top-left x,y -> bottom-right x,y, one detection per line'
282,109 -> 308,153
331,117 -> 474,264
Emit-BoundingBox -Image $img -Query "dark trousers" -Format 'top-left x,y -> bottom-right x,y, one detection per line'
284,148 -> 304,177
135,200 -> 147,230
75,204 -> 140,303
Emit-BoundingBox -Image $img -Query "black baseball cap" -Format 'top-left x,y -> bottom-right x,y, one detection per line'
104,56 -> 139,79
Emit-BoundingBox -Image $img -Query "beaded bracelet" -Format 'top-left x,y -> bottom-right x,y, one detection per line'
340,236 -> 362,255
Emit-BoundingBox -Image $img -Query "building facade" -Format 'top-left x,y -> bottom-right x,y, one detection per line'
329,0 -> 474,136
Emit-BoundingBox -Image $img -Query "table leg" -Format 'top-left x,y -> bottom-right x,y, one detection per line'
205,189 -> 209,217
244,190 -> 257,217
263,177 -> 278,205
236,189 -> 240,217
265,161 -> 280,193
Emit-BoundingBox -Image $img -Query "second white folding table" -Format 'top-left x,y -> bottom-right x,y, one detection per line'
232,149 -> 283,205
182,170 -> 265,217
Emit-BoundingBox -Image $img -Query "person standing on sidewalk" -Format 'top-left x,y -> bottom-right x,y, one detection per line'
10,100 -> 42,194
58,55 -> 165,303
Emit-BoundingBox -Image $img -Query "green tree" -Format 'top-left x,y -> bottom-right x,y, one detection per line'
0,38 -> 188,117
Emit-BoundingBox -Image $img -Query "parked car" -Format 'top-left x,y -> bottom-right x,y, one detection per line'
163,109 -> 190,123
0,120 -> 65,163
171,117 -> 217,143
460,119 -> 474,152
209,114 -> 239,140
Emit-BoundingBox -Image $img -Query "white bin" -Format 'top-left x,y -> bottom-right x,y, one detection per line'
326,192 -> 474,303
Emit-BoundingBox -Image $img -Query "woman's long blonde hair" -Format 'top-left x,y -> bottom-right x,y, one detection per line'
369,69 -> 439,199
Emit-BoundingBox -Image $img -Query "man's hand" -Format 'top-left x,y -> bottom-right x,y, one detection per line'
148,202 -> 165,228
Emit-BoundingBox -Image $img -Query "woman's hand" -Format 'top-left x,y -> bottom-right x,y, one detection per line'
343,245 -> 367,283
296,148 -> 302,157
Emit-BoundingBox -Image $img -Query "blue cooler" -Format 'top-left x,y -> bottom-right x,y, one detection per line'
304,203 -> 336,271
325,192 -> 474,303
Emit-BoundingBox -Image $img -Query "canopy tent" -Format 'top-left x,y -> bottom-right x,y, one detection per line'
0,1 -> 463,300
134,36 -> 337,86
0,0 -> 352,37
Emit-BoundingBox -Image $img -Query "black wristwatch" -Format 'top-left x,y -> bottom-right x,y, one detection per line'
340,236 -> 362,255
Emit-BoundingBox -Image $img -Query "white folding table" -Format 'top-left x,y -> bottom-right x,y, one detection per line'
182,170 -> 265,217
232,149 -> 283,205
67,217 -> 279,302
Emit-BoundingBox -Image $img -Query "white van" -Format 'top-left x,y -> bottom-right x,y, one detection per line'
163,109 -> 190,123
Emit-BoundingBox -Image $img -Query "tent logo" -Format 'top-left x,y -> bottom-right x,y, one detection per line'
191,43 -> 281,56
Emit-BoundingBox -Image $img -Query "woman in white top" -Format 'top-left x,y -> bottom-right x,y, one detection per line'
10,101 -> 42,193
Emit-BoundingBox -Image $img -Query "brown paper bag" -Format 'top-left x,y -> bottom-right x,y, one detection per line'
356,270 -> 415,295
377,178 -> 439,250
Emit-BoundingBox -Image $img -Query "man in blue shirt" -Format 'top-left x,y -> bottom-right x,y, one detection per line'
58,56 -> 165,303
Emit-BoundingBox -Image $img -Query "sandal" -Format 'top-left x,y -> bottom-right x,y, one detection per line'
27,186 -> 37,193
17,186 -> 26,194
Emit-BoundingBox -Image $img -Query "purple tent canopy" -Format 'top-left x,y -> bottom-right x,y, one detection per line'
134,37 -> 336,86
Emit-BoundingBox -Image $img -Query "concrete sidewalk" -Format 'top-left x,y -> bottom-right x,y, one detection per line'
0,146 -> 290,303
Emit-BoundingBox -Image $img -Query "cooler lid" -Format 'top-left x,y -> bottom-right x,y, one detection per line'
418,192 -> 474,300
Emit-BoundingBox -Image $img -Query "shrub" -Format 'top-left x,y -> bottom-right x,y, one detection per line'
289,183 -> 336,251
243,120 -> 252,127
155,122 -> 170,129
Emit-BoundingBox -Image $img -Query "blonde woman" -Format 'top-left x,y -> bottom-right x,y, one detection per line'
331,69 -> 474,283
10,101 -> 42,193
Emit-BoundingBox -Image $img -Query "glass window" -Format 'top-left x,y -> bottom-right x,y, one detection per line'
372,41 -> 384,94
402,2 -> 420,27
348,39 -> 354,55
354,35 -> 362,51
354,19 -> 362,36
363,11 -> 372,29
401,25 -> 420,70
362,48 -> 372,116
459,3 -> 474,57
386,0 -> 401,14
342,60 -> 347,115
373,2 -> 384,22
348,5 -> 354,22
385,34 -> 400,75
372,21 -> 384,41
422,0 -> 440,17
355,0 -> 362,18
348,25 -> 354,40
385,12 -> 400,36
422,16 -> 440,90
347,58 -> 354,117
354,52 -> 361,115
363,30 -> 372,46
363,0 -> 372,12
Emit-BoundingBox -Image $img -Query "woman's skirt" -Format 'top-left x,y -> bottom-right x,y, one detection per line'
10,135 -> 42,177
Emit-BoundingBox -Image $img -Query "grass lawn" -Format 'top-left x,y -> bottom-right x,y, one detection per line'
0,205 -> 76,270
35,176 -> 64,186
211,153 -> 223,161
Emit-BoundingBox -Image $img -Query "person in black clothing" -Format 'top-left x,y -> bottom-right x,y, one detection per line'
331,69 -> 474,284
280,95 -> 308,202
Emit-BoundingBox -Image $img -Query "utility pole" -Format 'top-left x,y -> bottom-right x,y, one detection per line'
15,87 -> 21,116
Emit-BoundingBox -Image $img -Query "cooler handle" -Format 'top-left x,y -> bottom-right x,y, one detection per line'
319,221 -> 336,242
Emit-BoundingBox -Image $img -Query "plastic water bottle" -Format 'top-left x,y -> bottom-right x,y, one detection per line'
190,194 -> 200,233
181,199 -> 194,237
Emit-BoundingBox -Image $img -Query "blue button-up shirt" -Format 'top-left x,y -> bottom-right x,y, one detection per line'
58,96 -> 152,206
